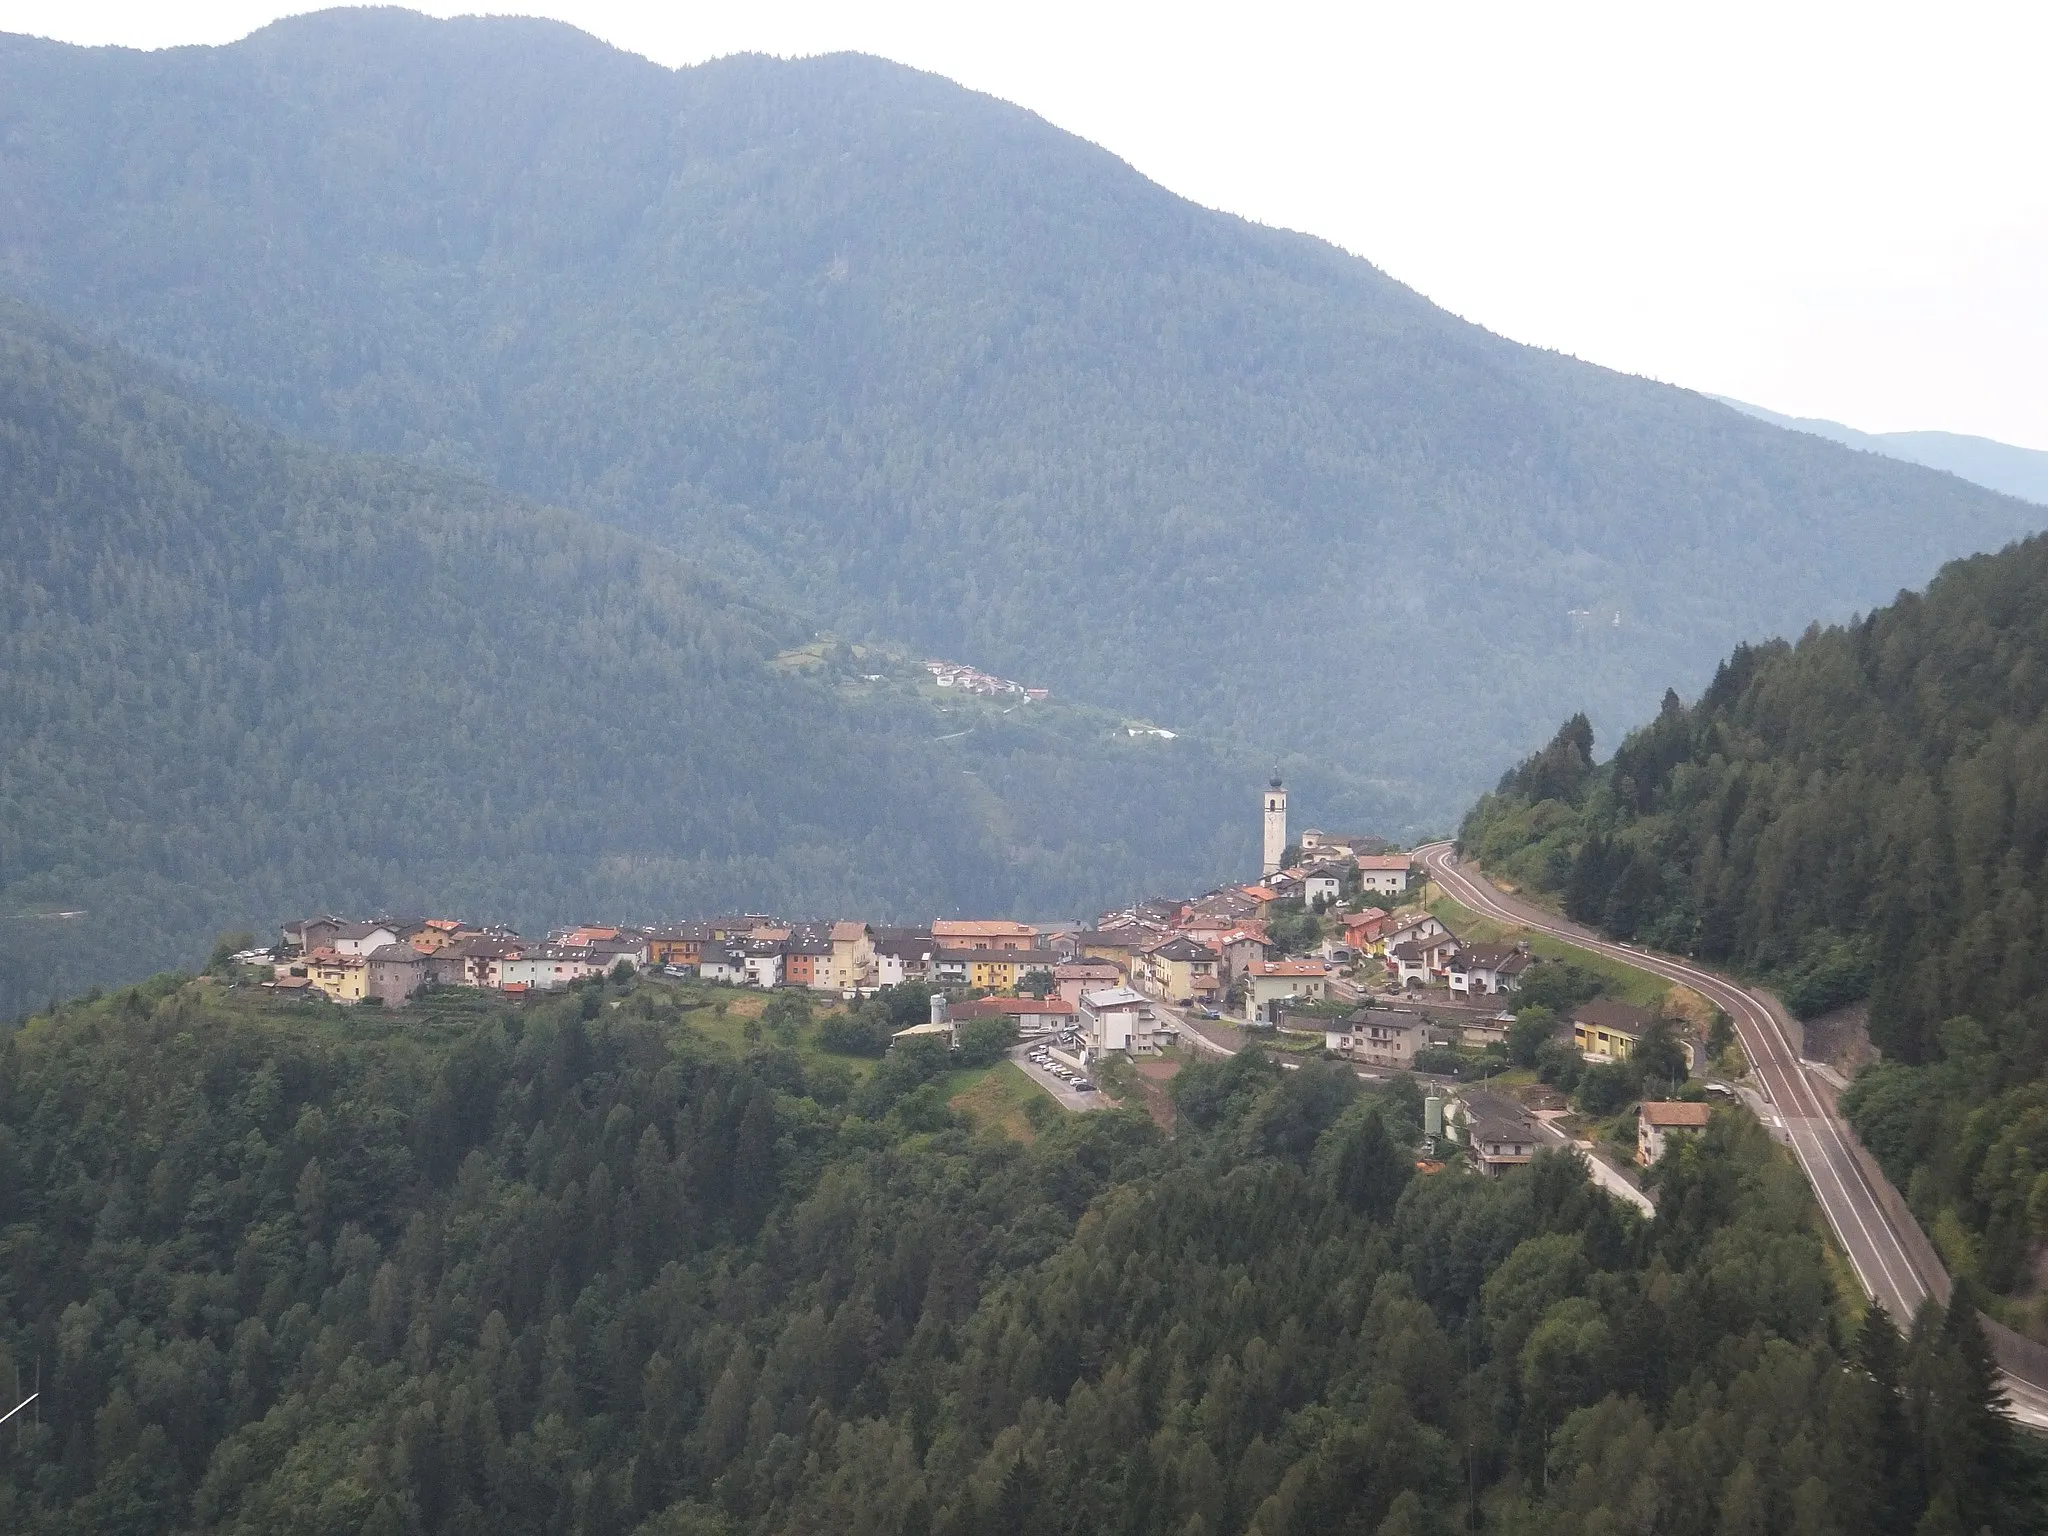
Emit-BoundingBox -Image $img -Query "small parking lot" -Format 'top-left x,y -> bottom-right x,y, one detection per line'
1010,1041 -> 1104,1111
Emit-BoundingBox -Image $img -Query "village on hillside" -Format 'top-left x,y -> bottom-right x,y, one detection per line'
255,780 -> 1734,1191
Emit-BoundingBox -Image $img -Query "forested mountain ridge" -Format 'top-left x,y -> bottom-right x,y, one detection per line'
0,968 -> 2033,1533
0,300 -> 1390,1017
1,9 -> 2043,810
1458,533 -> 2048,1317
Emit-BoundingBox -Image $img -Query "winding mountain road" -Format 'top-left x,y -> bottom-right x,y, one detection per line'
1415,841 -> 2048,1429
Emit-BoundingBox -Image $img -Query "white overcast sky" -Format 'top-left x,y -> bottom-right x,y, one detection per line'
4,1 -> 2045,449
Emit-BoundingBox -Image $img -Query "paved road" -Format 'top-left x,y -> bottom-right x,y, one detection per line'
1523,1110 -> 1658,1215
1009,1043 -> 1104,1111
1417,841 -> 2048,1429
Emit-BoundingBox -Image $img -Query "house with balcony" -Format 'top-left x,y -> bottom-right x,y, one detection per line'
1137,934 -> 1222,1007
1239,958 -> 1331,1023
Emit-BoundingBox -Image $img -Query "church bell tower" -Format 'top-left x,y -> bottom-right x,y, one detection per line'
1262,779 -> 1288,877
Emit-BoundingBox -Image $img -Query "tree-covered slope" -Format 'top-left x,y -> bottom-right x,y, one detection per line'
0,969 -> 2032,1533
1459,535 -> 2048,1307
1,9 -> 2041,809
0,301 -> 1379,1016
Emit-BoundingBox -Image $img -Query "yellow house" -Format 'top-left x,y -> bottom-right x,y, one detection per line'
1572,1000 -> 1651,1061
303,948 -> 369,1004
937,948 -> 1059,992
1138,935 -> 1222,1006
1076,929 -> 1145,973
828,920 -> 874,989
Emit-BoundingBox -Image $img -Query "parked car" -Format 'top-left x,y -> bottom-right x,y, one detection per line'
1073,1079 -> 1094,1092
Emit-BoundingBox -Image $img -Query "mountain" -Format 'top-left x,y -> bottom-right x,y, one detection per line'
1716,397 -> 2048,506
1459,532 -> 2048,1301
0,300 -> 1392,1017
1,9 -> 2042,814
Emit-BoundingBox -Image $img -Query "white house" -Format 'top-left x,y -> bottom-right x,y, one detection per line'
741,942 -> 784,989
1452,943 -> 1530,996
498,946 -> 602,991
1079,986 -> 1159,1057
872,935 -> 936,986
1300,863 -> 1346,908
1453,1091 -> 1540,1177
1382,915 -> 1449,954
1355,854 -> 1415,895
1638,1101 -> 1711,1166
1389,938 -> 1456,989
331,921 -> 404,958
699,947 -> 746,985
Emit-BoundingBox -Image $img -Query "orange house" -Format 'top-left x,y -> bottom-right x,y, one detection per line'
782,940 -> 829,987
646,923 -> 710,967
409,917 -> 468,955
932,919 -> 1040,953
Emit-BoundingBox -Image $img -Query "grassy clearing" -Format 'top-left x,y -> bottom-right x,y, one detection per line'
1090,1053 -> 1142,1106
1430,894 -> 1670,1008
947,1062 -> 1045,1142
645,982 -> 881,1079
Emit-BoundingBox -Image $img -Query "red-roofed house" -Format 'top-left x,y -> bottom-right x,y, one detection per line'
1054,961 -> 1123,1006
932,919 -> 1040,952
951,995 -> 1076,1037
1341,908 -> 1390,954
1638,1101 -> 1712,1166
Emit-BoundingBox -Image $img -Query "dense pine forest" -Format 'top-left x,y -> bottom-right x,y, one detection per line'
2,9 -> 2043,809
1459,532 -> 2048,1320
0,967 -> 2034,1534
0,301 -> 1400,1017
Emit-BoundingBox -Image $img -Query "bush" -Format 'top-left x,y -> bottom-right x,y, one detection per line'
761,988 -> 813,1042
957,1016 -> 1019,1067
1575,1061 -> 1633,1116
1508,1006 -> 1559,1067
1413,1046 -> 1467,1076
1631,1017 -> 1689,1090
1536,1039 -> 1585,1092
1515,962 -> 1605,1012
817,1012 -> 891,1057
852,1036 -> 952,1118
1778,934 -> 1872,1018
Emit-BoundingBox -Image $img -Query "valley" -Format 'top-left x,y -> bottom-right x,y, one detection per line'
1,9 -> 2045,1532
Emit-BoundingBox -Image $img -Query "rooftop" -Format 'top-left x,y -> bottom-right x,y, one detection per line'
1640,1101 -> 1712,1128
1246,959 -> 1329,977
1573,998 -> 1655,1033
1081,986 -> 1151,1009
952,996 -> 1075,1017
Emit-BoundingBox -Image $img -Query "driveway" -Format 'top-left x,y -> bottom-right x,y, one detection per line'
1010,1043 -> 1104,1111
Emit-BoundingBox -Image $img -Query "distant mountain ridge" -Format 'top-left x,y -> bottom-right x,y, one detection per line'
1714,397 -> 2048,506
0,7 -> 2042,818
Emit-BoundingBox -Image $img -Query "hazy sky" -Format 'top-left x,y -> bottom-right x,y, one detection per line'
5,1 -> 2045,449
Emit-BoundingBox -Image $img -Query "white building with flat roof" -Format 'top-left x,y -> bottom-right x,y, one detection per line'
1080,986 -> 1159,1057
